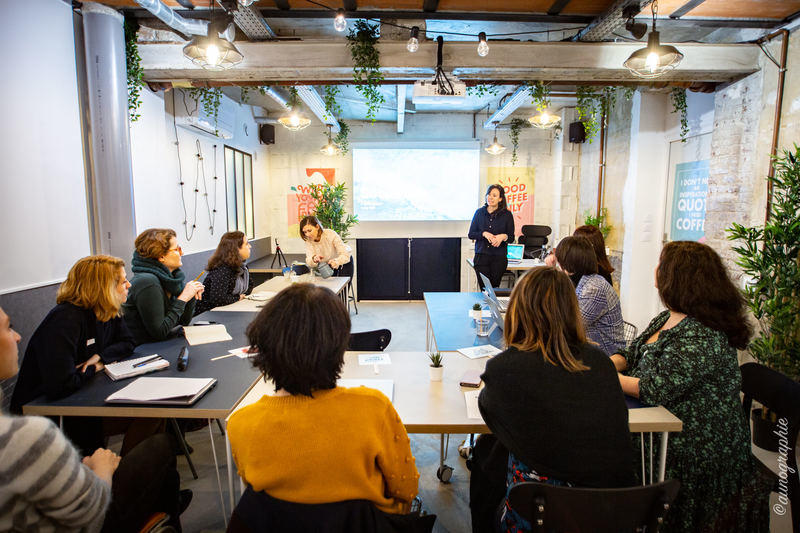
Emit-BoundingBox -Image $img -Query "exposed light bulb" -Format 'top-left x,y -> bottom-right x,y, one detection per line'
540,111 -> 550,123
407,26 -> 420,53
206,43 -> 221,66
334,9 -> 347,32
477,32 -> 489,57
646,51 -> 660,73
289,113 -> 300,127
238,0 -> 256,6
485,136 -> 506,155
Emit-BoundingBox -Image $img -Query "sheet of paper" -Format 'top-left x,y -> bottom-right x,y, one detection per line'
106,377 -> 215,401
337,379 -> 394,402
357,353 -> 391,365
247,291 -> 276,301
183,324 -> 232,345
457,345 -> 502,359
228,346 -> 258,359
464,389 -> 482,419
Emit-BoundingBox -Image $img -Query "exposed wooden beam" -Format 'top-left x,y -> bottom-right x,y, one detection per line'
547,0 -> 572,16
483,86 -> 527,129
396,85 -> 406,133
254,9 -> 592,23
343,0 -> 357,12
272,0 -> 289,10
138,41 -> 760,85
423,0 -> 439,13
669,0 -> 708,19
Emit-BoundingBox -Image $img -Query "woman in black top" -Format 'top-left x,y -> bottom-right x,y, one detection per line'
467,184 -> 515,290
195,231 -> 254,315
477,267 -> 634,532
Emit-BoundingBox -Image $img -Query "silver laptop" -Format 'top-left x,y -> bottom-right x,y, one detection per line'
480,273 -> 510,312
506,243 -> 524,263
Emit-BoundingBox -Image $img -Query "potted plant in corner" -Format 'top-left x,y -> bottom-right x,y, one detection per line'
428,352 -> 444,382
471,303 -> 483,321
727,145 -> 800,451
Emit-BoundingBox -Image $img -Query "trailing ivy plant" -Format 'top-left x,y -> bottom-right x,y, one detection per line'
670,87 -> 689,142
508,118 -> 531,166
124,16 -> 144,122
347,20 -> 384,122
239,86 -> 270,104
527,81 -> 551,112
334,120 -> 350,155
575,86 -> 602,143
466,84 -> 501,98
321,86 -> 350,155
186,87 -> 223,135
307,181 -> 359,241
621,86 -> 636,101
727,146 -> 800,380
583,208 -> 612,239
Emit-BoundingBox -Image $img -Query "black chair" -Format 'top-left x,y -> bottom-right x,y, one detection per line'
348,329 -> 392,351
623,320 -> 638,348
228,487 -> 436,533
518,225 -> 552,259
507,479 -> 680,533
740,362 -> 800,530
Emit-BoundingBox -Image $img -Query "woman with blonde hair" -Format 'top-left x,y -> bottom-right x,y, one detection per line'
10,255 -> 162,455
477,267 -> 634,532
122,228 -> 204,344
195,231 -> 253,314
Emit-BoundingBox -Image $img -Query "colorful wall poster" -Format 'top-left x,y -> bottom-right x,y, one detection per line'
488,167 -> 535,238
287,168 -> 335,237
669,160 -> 709,242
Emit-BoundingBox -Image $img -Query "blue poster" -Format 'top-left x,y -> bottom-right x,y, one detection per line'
670,160 -> 709,241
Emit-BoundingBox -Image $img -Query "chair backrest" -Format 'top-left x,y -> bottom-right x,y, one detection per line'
507,480 -> 680,533
348,329 -> 392,351
622,321 -> 638,348
521,225 -> 552,239
520,225 -> 552,258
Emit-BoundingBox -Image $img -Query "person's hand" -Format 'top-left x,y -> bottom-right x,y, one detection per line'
76,354 -> 104,374
312,255 -> 322,264
544,252 -> 557,267
328,259 -> 339,268
178,281 -> 204,302
239,294 -> 246,300
82,448 -> 120,485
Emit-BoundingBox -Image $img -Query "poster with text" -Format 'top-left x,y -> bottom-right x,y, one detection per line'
669,160 -> 709,241
488,167 -> 535,238
287,168 -> 335,238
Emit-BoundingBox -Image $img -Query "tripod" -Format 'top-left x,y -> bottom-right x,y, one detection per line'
270,240 -> 288,269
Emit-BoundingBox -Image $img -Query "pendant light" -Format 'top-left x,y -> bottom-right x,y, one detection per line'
333,9 -> 347,32
485,121 -> 506,155
320,125 -> 340,156
477,32 -> 489,57
623,1 -> 683,79
182,2 -> 243,70
528,110 -> 561,129
278,88 -> 312,131
407,26 -> 420,53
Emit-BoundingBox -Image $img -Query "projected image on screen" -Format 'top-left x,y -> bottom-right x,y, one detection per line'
353,147 -> 479,221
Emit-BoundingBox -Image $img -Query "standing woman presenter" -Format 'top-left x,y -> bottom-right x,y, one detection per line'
468,184 -> 515,290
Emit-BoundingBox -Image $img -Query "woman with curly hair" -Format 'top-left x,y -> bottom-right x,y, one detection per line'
612,241 -> 770,532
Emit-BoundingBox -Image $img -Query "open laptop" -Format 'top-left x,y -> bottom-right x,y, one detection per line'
480,273 -> 510,312
506,243 -> 524,263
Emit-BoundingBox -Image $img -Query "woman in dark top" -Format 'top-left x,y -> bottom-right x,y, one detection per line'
195,231 -> 254,315
478,267 -> 634,532
468,184 -> 515,290
573,224 -> 614,285
10,255 -> 162,455
122,228 -> 204,345
612,241 -> 770,532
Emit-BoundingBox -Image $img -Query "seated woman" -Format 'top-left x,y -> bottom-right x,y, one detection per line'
195,231 -> 253,314
227,283 -> 419,515
10,255 -> 161,456
122,228 -> 204,345
299,216 -> 351,276
478,267 -> 635,532
0,306 -> 188,533
573,224 -> 614,285
613,241 -> 771,532
554,235 -> 625,355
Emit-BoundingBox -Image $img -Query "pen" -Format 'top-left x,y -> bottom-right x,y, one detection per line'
192,271 -> 205,282
133,355 -> 162,368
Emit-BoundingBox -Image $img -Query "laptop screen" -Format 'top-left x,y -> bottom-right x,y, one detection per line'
507,243 -> 524,261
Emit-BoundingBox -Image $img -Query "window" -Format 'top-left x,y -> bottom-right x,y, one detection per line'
224,146 -> 254,239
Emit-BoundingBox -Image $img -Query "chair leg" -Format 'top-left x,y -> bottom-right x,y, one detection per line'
216,419 -> 225,436
170,419 -> 198,480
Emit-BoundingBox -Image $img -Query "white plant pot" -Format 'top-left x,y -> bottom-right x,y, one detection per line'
429,365 -> 443,382
470,310 -> 482,320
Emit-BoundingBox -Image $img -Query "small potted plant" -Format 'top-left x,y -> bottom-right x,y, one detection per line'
471,303 -> 483,320
428,352 -> 444,382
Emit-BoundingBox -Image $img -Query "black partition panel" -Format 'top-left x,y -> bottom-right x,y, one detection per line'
357,239 -> 409,300
356,238 -> 460,300
410,238 -> 461,298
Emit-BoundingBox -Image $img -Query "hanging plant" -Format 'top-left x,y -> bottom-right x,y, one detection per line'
527,81 -> 551,112
621,86 -> 636,101
347,20 -> 384,122
670,87 -> 689,142
321,85 -> 350,155
576,86 -> 602,143
509,118 -> 531,166
124,16 -> 144,122
466,84 -> 501,98
186,87 -> 223,135
334,120 -> 350,155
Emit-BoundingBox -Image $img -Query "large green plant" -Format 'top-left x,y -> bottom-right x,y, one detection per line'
727,146 -> 800,379
307,182 -> 359,242
347,20 -> 384,122
583,208 -> 612,239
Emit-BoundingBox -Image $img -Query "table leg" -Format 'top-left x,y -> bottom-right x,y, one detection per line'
208,419 -> 228,528
226,429 -> 235,513
640,432 -> 645,486
658,431 -> 669,482
426,311 -> 432,351
649,432 -> 654,485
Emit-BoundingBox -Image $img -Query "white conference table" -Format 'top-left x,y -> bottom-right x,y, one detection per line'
212,275 -> 349,312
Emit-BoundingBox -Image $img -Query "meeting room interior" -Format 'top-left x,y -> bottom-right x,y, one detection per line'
2,1 -> 800,532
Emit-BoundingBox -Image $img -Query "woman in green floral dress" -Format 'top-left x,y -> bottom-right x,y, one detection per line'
611,241 -> 771,532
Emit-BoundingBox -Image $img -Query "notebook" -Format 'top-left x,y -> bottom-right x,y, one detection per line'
105,377 -> 217,405
182,324 -> 232,345
506,243 -> 524,263
104,355 -> 169,381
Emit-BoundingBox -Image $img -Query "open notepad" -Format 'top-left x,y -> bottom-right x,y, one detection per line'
104,355 -> 169,381
105,377 -> 217,405
182,324 -> 232,346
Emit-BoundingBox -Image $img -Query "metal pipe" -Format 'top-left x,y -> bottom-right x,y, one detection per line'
762,29 -> 789,223
596,106 -> 608,219
134,0 -> 208,36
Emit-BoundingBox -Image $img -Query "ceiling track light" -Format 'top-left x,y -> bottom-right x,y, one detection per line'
477,31 -> 489,57
485,121 -> 506,155
623,4 -> 648,40
623,0 -> 683,79
320,124 -> 340,156
334,9 -> 347,32
407,26 -> 420,53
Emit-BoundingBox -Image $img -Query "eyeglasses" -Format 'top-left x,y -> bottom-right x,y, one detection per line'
168,245 -> 183,256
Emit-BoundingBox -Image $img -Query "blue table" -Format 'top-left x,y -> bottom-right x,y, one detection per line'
423,292 -> 504,352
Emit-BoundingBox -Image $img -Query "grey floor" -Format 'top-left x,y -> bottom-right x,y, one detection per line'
156,301 -> 793,533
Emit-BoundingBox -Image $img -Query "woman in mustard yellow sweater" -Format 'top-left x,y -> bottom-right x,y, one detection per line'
227,283 -> 419,514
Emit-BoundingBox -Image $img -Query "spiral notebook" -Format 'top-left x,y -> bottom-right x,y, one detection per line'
104,355 -> 169,381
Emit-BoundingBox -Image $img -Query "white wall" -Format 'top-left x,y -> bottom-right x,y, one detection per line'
0,0 -> 91,294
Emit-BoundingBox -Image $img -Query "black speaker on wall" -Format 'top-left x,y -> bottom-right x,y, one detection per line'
259,124 -> 275,145
569,121 -> 586,143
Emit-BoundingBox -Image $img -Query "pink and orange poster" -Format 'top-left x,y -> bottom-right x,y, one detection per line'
287,168 -> 335,238
488,167 -> 535,238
